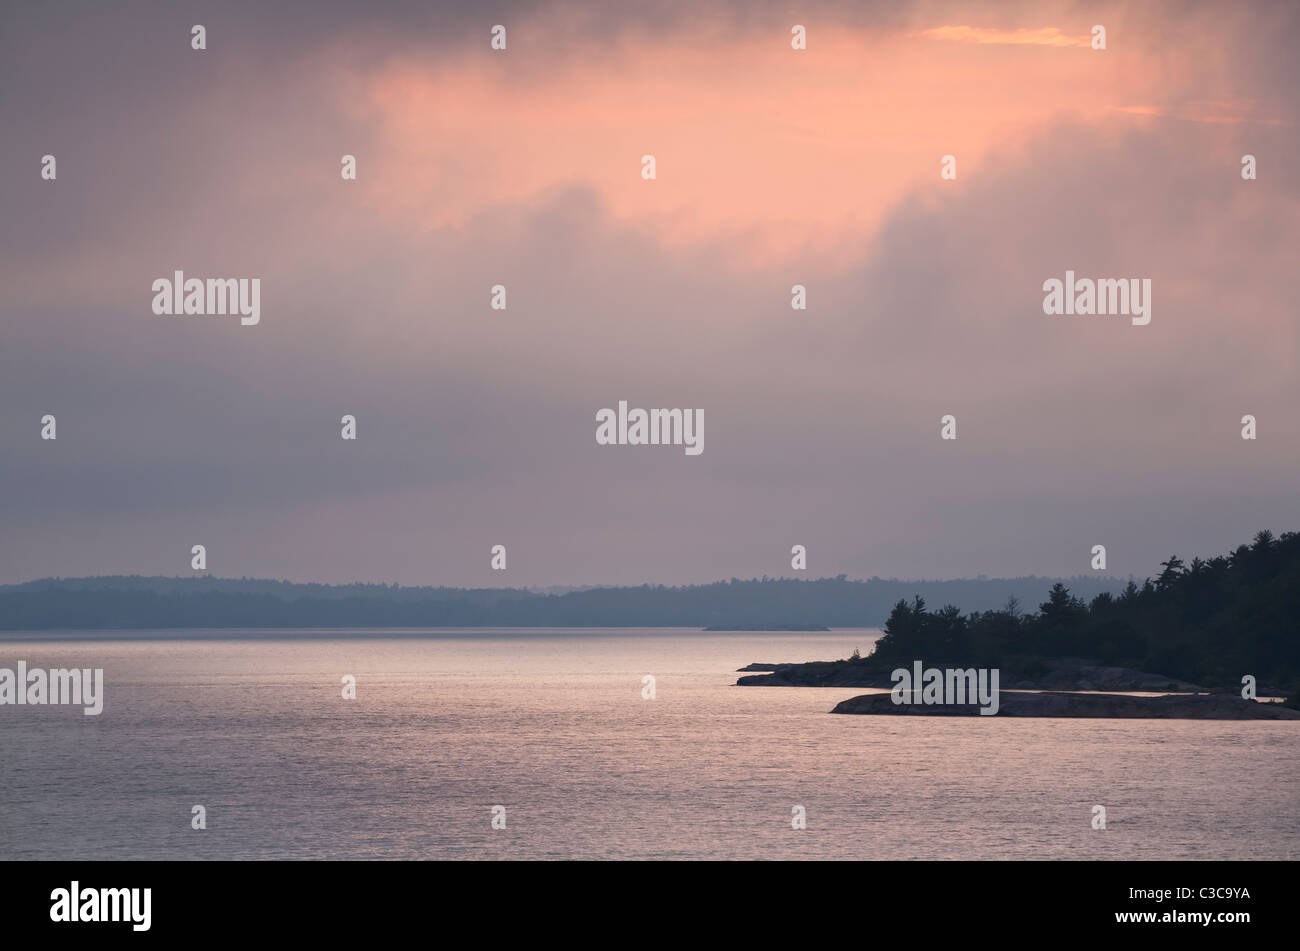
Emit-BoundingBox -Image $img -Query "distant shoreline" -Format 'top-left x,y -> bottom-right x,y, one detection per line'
0,626 -> 871,642
703,624 -> 831,632
0,573 -> 1128,630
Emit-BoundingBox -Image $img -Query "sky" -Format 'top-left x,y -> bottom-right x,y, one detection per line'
1,0 -> 1297,586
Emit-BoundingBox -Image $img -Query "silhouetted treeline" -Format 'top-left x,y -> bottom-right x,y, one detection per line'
0,573 -> 1126,630
868,531 -> 1300,688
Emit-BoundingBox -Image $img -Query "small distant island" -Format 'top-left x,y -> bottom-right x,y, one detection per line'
739,530 -> 1300,720
705,624 -> 830,632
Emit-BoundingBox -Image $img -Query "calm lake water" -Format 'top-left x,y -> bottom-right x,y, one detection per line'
1,629 -> 1297,860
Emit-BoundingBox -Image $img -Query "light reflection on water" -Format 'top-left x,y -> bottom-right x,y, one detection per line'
1,629 -> 1296,860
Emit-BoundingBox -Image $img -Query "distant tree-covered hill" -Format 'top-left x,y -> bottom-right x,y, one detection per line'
0,573 -> 1128,630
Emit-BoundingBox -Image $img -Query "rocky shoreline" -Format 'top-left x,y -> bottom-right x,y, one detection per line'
736,655 -> 1297,718
736,658 -> 1254,694
829,690 -> 1300,719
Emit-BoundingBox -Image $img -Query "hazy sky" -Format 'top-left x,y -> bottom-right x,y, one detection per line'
2,0 -> 1297,586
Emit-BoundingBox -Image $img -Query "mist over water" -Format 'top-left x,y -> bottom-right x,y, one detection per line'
2,630 -> 1296,860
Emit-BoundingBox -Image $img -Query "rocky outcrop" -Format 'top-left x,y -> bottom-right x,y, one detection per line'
1004,660 -> 1204,692
829,691 -> 1300,719
736,657 -> 1215,693
736,663 -> 897,687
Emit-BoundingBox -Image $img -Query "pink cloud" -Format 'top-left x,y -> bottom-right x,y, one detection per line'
919,25 -> 1091,47
353,27 -> 1158,267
